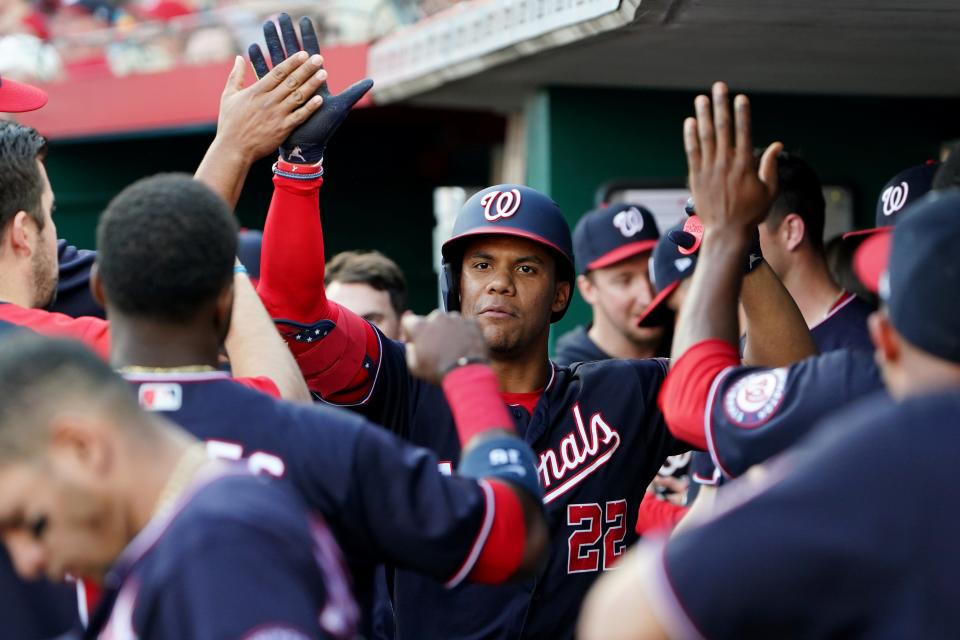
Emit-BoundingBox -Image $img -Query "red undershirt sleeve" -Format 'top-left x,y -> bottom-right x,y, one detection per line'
257,165 -> 380,402
658,339 -> 740,450
465,479 -> 526,584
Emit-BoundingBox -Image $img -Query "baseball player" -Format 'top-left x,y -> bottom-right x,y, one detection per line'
0,335 -> 358,640
253,17 -> 826,637
92,173 -> 548,634
758,152 -> 876,353
0,52 -> 333,401
579,139 -> 960,639
659,159 -> 944,489
553,203 -> 664,365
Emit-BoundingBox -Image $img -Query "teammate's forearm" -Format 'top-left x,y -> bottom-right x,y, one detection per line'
225,267 -> 311,403
671,228 -> 751,362
258,171 -> 331,323
194,136 -> 253,211
740,262 -> 817,367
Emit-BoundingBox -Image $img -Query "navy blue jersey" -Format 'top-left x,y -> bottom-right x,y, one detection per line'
123,371 -> 492,629
646,390 -> 960,638
87,471 -> 356,640
704,348 -> 883,479
49,240 -> 103,319
0,546 -> 80,639
809,291 -> 874,354
350,335 -> 682,640
552,325 -> 609,367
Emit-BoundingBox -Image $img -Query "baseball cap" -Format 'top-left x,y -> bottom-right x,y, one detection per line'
844,161 -> 939,239
637,218 -> 700,327
0,75 -> 48,113
871,190 -> 960,363
573,203 -> 660,275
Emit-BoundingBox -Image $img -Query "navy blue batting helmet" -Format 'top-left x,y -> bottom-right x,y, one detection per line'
440,184 -> 575,322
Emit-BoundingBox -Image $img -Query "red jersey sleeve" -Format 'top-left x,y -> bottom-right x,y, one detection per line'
658,339 -> 740,449
233,376 -> 282,398
0,303 -> 110,359
257,166 -> 380,404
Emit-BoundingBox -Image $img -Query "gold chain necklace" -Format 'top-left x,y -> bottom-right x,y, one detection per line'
151,443 -> 209,522
118,365 -> 218,374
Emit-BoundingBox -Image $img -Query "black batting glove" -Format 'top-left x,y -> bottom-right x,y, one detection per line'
249,13 -> 373,165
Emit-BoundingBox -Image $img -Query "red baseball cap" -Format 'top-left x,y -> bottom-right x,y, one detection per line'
0,75 -> 48,113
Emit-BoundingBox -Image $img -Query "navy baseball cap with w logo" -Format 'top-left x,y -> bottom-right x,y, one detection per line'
637,219 -> 700,327
867,190 -> 960,363
844,161 -> 939,239
573,203 -> 660,275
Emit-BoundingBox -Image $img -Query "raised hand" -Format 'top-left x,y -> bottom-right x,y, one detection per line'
249,14 -> 374,165
402,311 -> 490,386
683,82 -> 782,238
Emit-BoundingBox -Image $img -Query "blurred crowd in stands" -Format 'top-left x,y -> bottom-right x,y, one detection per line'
0,0 -> 456,82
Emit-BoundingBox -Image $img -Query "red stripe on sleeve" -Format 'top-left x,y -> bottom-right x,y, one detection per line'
442,364 -> 515,445
467,479 -> 526,584
658,339 -> 740,449
258,173 -> 380,400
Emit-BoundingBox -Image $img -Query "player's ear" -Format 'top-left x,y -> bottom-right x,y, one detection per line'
552,279 -> 572,315
89,263 -> 106,308
577,274 -> 597,305
783,213 -> 805,252
48,410 -> 114,479
8,211 -> 33,258
214,284 -> 234,341
868,309 -> 899,365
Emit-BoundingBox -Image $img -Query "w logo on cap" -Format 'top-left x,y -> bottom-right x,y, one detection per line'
481,189 -> 522,222
612,207 -> 646,237
881,182 -> 909,216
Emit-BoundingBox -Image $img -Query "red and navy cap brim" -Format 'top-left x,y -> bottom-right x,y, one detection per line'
585,239 -> 658,271
636,280 -> 681,328
843,226 -> 887,241
853,228 -> 892,294
0,76 -> 48,113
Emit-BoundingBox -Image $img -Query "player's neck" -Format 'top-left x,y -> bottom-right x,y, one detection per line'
123,425 -> 198,536
0,265 -> 40,308
490,340 -> 552,393
109,315 -> 222,371
780,256 -> 843,327
588,318 -> 658,360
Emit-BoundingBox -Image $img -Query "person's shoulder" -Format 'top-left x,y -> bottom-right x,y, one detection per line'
553,325 -> 608,366
569,356 -> 669,378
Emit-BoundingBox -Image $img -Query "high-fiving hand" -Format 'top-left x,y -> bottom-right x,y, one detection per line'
683,82 -> 782,237
249,14 -> 374,165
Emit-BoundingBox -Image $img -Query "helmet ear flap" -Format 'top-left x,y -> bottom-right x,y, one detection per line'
440,261 -> 459,312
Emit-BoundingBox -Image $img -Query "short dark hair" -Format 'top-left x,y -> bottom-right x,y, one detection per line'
97,173 -> 238,323
934,143 -> 960,191
325,250 -> 407,315
0,333 -> 142,463
0,121 -> 49,233
765,151 -> 826,251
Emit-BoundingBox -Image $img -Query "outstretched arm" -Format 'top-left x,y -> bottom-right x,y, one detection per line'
194,51 -> 329,403
252,14 -> 379,403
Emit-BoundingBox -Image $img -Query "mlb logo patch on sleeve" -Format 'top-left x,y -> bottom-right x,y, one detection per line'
138,383 -> 183,411
723,368 -> 787,428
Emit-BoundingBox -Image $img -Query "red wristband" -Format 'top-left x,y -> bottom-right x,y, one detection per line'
442,364 -> 515,446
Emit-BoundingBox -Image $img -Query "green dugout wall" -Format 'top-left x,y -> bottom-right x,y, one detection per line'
525,86 -> 960,346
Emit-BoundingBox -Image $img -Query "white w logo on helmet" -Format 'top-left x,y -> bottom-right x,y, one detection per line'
481,189 -> 522,222
881,182 -> 909,216
612,207 -> 645,237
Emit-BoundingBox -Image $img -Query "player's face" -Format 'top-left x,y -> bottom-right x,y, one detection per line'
0,456 -> 127,582
30,162 -> 59,309
327,280 -> 403,341
459,236 -> 569,356
581,253 -> 664,346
